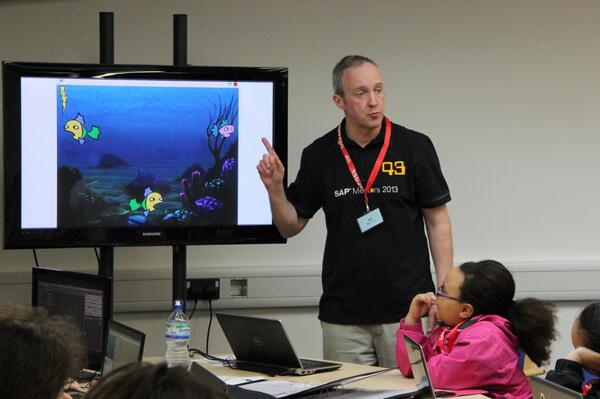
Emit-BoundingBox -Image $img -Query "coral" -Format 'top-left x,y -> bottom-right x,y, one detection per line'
205,178 -> 225,190
194,196 -> 224,213
179,170 -> 204,208
220,157 -> 236,181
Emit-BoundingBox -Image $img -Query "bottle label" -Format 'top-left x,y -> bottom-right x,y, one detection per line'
165,322 -> 191,339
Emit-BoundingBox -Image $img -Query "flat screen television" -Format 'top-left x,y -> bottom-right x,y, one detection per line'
3,62 -> 287,248
32,266 -> 112,371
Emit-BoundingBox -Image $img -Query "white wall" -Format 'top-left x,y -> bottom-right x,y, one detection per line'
0,272 -> 592,370
1,0 -> 600,371
112,301 -> 600,371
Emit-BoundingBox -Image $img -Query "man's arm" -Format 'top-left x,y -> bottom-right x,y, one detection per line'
257,137 -> 308,238
422,205 -> 453,328
422,204 -> 453,286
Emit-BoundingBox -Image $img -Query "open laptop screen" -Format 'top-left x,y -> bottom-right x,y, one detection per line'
101,320 -> 145,375
403,335 -> 436,399
215,313 -> 341,376
529,376 -> 583,399
32,267 -> 111,371
216,313 -> 303,369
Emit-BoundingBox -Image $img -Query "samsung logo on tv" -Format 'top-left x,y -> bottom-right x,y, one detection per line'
136,230 -> 164,240
142,232 -> 162,237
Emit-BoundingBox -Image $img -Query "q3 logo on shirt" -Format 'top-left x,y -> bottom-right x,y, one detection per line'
381,161 -> 406,176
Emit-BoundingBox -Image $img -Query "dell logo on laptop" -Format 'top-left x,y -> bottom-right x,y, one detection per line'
252,336 -> 264,346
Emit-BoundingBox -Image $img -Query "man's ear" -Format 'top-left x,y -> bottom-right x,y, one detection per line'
333,94 -> 344,110
459,303 -> 474,319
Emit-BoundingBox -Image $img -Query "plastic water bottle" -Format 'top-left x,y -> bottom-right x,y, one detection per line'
165,299 -> 191,368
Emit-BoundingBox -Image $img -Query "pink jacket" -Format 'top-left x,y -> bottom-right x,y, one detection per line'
396,315 -> 531,399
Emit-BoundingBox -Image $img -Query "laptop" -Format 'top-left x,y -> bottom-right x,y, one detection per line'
529,376 -> 583,399
191,360 -> 394,399
216,313 -> 342,376
100,320 -> 146,375
190,362 -> 228,394
75,320 -> 145,382
403,335 -> 456,399
191,362 -> 278,399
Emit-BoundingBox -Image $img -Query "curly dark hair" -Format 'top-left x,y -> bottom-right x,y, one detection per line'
459,260 -> 557,366
0,304 -> 85,399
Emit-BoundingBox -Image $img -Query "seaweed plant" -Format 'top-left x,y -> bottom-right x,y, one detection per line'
206,96 -> 238,173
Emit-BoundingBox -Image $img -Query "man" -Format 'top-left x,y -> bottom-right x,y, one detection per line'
257,55 -> 453,367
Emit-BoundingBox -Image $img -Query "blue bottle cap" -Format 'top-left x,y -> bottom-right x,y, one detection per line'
173,299 -> 184,310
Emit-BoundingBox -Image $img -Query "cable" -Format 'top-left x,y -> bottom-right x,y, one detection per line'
32,248 -> 39,267
188,299 -> 198,320
187,298 -> 213,354
93,247 -> 100,267
188,348 -> 233,367
205,299 -> 213,354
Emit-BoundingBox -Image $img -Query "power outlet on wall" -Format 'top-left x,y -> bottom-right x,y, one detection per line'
186,278 -> 220,301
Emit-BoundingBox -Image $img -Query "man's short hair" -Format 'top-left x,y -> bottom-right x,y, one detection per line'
332,55 -> 378,97
0,304 -> 84,399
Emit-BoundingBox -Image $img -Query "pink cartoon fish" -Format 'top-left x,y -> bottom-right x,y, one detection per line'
218,124 -> 235,137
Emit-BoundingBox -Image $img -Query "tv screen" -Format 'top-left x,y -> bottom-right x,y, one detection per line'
32,266 -> 112,371
3,62 -> 287,248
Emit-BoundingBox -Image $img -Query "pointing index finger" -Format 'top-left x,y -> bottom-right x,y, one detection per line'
261,137 -> 276,155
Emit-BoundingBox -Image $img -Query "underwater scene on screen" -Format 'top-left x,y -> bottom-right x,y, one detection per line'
55,84 -> 239,228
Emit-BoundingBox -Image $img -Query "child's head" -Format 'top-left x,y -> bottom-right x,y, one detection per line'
436,259 -> 557,365
459,259 -> 516,316
571,302 -> 600,352
436,260 -> 515,326
84,362 -> 230,399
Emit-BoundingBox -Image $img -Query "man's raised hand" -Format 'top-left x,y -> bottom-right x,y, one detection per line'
257,137 -> 285,190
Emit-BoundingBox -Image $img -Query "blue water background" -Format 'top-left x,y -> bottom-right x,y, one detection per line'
58,85 -> 238,170
56,85 -> 238,213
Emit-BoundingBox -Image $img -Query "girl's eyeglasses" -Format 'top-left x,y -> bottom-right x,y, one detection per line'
435,285 -> 460,301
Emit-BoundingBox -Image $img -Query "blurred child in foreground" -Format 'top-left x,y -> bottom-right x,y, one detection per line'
0,304 -> 84,399
84,362 -> 230,399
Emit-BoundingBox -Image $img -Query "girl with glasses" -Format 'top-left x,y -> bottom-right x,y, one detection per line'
396,260 -> 557,399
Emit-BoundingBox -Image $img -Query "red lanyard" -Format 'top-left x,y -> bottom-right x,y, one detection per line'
437,320 -> 466,354
337,117 -> 391,212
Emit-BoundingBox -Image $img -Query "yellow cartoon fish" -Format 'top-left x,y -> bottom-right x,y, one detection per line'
64,113 -> 101,144
129,187 -> 163,216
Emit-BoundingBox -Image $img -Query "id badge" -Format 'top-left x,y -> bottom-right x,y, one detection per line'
357,208 -> 384,233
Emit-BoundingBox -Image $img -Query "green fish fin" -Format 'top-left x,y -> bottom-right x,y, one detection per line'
87,126 -> 101,139
129,199 -> 141,211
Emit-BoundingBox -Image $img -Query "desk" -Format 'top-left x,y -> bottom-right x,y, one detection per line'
146,356 -> 487,398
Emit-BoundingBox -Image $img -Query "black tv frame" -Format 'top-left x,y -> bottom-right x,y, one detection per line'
32,266 -> 113,371
2,61 -> 288,249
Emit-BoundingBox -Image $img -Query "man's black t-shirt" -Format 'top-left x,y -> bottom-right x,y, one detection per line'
287,118 -> 450,324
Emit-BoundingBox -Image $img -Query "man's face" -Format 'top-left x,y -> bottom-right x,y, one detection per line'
333,62 -> 385,134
